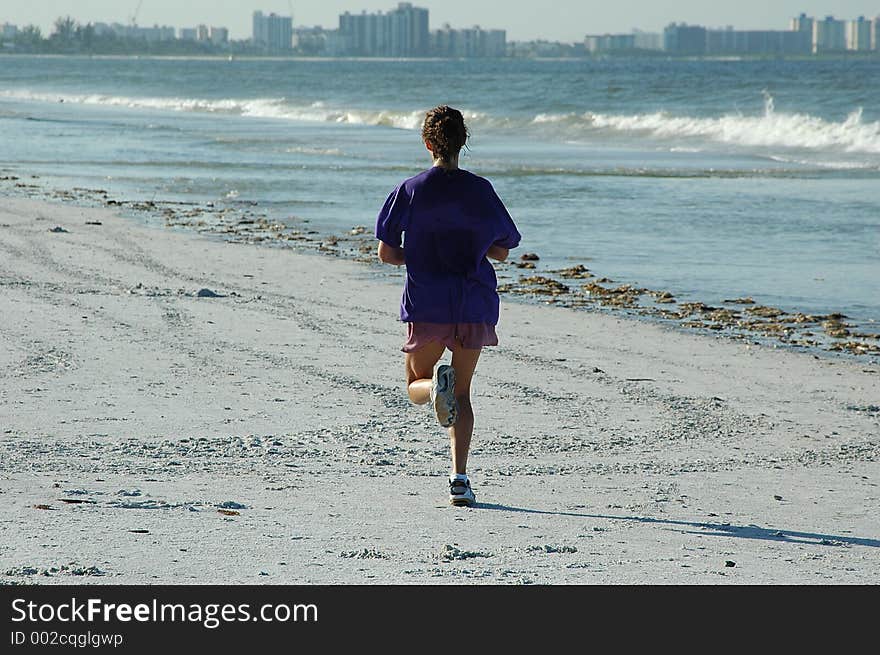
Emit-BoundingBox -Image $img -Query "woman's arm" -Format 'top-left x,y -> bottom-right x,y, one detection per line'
486,244 -> 510,263
377,241 -> 406,266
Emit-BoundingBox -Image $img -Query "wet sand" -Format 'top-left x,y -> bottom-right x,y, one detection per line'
0,197 -> 878,584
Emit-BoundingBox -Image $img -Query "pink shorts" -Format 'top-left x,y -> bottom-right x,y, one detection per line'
402,322 -> 499,354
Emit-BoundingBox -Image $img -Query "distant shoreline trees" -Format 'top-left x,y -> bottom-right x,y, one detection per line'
1,16 -> 260,56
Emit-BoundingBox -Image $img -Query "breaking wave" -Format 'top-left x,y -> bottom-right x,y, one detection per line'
4,89 -> 879,156
0,90 -> 441,130
534,94 -> 880,155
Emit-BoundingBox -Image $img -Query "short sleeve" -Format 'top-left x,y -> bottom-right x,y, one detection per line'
488,184 -> 521,250
375,183 -> 411,248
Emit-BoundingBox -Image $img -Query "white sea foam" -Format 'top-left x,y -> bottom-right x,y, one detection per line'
584,107 -> 880,155
532,112 -> 577,125
530,93 -> 880,155
767,155 -> 878,170
4,89 -> 879,156
285,146 -> 345,156
0,90 -> 471,131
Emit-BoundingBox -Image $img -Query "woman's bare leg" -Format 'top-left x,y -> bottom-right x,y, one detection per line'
448,345 -> 482,475
405,341 -> 447,405
405,341 -> 482,475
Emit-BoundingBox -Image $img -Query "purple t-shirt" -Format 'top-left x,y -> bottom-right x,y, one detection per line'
376,167 -> 521,325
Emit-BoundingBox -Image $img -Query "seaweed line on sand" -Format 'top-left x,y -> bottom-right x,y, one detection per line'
3,178 -> 878,363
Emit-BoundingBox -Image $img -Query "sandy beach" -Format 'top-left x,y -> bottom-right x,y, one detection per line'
0,196 -> 878,585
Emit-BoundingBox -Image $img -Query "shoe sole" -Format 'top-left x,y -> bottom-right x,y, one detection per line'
433,365 -> 458,428
449,497 -> 475,507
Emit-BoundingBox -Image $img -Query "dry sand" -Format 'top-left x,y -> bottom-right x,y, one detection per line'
0,197 -> 878,585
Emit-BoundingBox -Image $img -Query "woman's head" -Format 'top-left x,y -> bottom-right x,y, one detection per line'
422,105 -> 469,164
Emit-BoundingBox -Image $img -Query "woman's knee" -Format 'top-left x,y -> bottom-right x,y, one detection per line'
407,379 -> 431,405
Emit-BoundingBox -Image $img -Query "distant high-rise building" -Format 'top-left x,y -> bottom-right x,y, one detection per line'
633,31 -> 663,51
873,16 -> 880,51
431,25 -> 506,57
124,24 -> 175,42
585,31 -> 662,54
388,2 -> 429,57
484,29 -> 507,57
663,23 -> 707,55
339,3 -> 429,57
209,26 -> 228,45
585,34 -> 634,53
179,28 -> 197,41
339,11 -> 371,56
364,12 -> 387,56
196,25 -> 209,42
812,16 -> 846,53
706,27 -> 810,55
253,11 -> 293,53
1,23 -> 18,40
846,16 -> 871,51
253,12 -> 268,47
432,23 -> 456,56
790,13 -> 814,34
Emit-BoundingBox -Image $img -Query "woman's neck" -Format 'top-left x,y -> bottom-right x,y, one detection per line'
432,154 -> 460,170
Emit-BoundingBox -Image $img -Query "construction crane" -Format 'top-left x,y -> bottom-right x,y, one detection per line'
130,0 -> 144,27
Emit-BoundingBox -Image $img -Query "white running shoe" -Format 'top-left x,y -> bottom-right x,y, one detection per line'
449,477 -> 476,507
431,364 -> 458,428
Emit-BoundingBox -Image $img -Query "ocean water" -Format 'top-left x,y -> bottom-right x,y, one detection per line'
1,55 -> 878,327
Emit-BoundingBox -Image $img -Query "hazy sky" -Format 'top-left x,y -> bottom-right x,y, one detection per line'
3,1 -> 878,42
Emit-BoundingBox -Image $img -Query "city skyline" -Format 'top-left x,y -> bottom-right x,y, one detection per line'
2,1 -> 880,43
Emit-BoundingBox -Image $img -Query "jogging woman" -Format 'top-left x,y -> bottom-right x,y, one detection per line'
375,105 -> 521,507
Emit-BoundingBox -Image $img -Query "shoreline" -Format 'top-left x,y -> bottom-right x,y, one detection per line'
2,52 -> 879,62
0,195 -> 878,584
2,174 -> 877,364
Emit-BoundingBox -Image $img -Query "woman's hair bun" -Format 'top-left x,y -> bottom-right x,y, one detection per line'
422,105 -> 469,163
